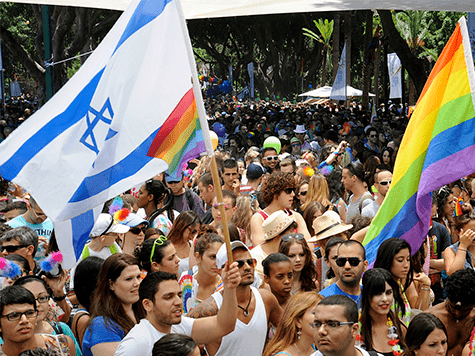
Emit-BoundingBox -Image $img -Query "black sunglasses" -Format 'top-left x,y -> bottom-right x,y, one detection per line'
236,258 -> 257,268
0,245 -> 28,253
284,188 -> 296,195
335,257 -> 363,267
281,233 -> 304,242
129,226 -> 146,235
298,191 -> 307,196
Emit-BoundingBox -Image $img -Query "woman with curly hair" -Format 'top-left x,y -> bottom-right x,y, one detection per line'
249,172 -> 310,246
263,292 -> 322,356
279,234 -> 318,293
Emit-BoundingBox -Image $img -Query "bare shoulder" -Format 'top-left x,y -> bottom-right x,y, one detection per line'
259,288 -> 279,306
187,296 -> 219,319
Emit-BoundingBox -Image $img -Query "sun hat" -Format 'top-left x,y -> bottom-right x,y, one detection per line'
308,210 -> 353,242
263,210 -> 296,240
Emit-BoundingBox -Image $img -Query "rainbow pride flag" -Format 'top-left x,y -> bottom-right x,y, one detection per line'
147,88 -> 206,180
363,17 -> 475,264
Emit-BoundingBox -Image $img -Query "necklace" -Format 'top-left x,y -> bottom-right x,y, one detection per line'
387,317 -> 403,356
294,343 -> 303,356
238,289 -> 252,317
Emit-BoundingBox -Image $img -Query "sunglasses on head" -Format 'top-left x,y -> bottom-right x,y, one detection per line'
150,235 -> 167,264
335,257 -> 363,267
284,188 -> 296,195
378,180 -> 392,186
0,245 -> 28,253
265,156 -> 279,162
236,258 -> 257,268
281,233 -> 304,242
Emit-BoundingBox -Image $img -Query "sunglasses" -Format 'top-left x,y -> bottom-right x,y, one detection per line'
292,143 -> 301,147
378,180 -> 392,186
284,188 -> 296,195
129,226 -> 146,235
0,245 -> 28,253
265,156 -> 279,162
236,258 -> 257,268
369,134 -> 377,138
335,257 -> 363,267
281,233 -> 304,242
298,191 -> 307,196
150,235 -> 167,264
167,180 -> 181,185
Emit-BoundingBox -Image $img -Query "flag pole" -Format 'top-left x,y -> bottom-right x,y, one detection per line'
176,0 -> 233,265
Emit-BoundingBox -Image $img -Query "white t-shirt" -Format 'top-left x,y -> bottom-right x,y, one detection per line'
311,346 -> 370,356
114,317 -> 194,356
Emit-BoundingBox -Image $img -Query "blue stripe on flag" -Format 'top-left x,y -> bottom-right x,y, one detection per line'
422,116 -> 475,170
113,0 -> 174,55
0,69 -> 105,180
68,127 -> 159,202
71,209 -> 95,260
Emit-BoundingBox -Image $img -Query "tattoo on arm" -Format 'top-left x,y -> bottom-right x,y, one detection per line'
187,298 -> 218,318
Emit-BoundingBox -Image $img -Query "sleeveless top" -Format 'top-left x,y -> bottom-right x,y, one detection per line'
210,286 -> 268,356
0,334 -> 70,356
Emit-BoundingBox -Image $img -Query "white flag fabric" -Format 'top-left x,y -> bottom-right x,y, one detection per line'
0,0 -> 208,267
388,53 -> 403,99
330,42 -> 347,101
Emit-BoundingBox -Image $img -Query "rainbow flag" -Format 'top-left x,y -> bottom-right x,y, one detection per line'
146,88 -> 205,179
363,17 -> 475,264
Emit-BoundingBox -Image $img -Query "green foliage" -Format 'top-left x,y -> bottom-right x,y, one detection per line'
302,18 -> 334,50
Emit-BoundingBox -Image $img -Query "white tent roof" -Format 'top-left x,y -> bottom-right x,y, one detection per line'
299,85 -> 375,97
7,0 -> 475,18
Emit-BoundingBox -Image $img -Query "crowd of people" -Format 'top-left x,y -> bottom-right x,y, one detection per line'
0,96 -> 475,356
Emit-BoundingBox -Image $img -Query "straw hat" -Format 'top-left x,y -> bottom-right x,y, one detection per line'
263,210 -> 296,240
308,210 -> 353,242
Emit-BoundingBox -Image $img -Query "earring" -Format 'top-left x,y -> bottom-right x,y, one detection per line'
297,328 -> 302,340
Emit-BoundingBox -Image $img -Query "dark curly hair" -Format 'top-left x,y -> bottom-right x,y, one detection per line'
434,185 -> 453,220
261,172 -> 297,206
445,269 -> 475,305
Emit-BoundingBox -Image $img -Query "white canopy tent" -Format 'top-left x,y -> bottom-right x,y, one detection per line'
299,85 -> 375,98
6,0 -> 475,19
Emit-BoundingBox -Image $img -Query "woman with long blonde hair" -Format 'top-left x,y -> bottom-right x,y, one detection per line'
301,174 -> 330,211
231,194 -> 259,245
263,292 -> 322,356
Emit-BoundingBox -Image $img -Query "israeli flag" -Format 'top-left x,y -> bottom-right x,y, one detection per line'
0,0 -> 205,267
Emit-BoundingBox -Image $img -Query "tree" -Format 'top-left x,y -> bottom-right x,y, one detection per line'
303,18 -> 334,86
0,3 -> 120,102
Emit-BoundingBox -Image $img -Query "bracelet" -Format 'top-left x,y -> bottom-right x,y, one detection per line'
421,287 -> 431,291
53,294 -> 67,302
333,152 -> 339,156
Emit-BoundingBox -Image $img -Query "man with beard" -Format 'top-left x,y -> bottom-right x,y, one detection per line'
319,240 -> 367,309
311,295 -> 369,356
188,241 -> 282,356
114,260 -> 241,356
427,269 -> 475,356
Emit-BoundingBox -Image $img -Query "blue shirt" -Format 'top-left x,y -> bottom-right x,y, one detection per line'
319,283 -> 362,308
82,317 -> 125,356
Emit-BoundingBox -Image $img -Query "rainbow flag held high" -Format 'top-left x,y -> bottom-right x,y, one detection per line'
147,88 -> 205,180
363,17 -> 475,264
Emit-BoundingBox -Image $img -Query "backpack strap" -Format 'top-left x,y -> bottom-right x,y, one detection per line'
48,320 -> 64,335
359,194 -> 374,213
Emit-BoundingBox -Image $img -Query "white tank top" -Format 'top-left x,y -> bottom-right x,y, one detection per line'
210,286 -> 268,356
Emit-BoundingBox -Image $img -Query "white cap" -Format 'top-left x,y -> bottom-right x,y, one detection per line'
216,241 -> 250,269
90,213 -> 130,237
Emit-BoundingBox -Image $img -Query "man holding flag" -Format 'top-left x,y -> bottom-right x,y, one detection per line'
0,0 -> 214,268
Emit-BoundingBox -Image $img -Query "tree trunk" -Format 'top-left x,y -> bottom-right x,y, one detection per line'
321,50 -> 328,86
332,12 -> 341,83
378,9 -> 427,98
408,75 -> 415,106
362,10 -> 373,109
374,38 -> 381,106
345,11 -> 352,87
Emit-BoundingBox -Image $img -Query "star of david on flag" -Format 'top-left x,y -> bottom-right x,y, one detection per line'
0,0 -> 212,267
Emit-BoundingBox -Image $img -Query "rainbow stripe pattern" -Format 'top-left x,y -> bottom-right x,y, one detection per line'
147,88 -> 206,179
363,17 -> 475,264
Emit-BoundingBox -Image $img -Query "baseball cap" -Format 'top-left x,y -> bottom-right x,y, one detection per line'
121,213 -> 149,228
216,241 -> 250,269
290,137 -> 300,144
165,171 -> 184,183
246,163 -> 266,180
91,213 -> 130,237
